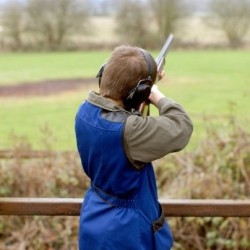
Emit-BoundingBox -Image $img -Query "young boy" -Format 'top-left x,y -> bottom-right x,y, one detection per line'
75,45 -> 193,250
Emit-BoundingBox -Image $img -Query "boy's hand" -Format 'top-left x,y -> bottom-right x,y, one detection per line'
157,70 -> 165,81
149,85 -> 165,106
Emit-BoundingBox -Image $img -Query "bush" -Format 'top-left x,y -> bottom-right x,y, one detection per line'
0,133 -> 88,250
155,119 -> 250,250
0,118 -> 249,249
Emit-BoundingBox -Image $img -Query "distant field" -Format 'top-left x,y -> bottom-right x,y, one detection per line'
0,50 -> 249,150
0,51 -> 109,85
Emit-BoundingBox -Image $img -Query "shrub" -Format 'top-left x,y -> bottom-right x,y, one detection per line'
155,119 -> 250,250
0,118 -> 249,249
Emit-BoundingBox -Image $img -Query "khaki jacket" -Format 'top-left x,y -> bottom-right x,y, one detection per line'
87,91 -> 193,169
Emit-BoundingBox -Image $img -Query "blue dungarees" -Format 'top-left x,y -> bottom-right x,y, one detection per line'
75,100 -> 173,250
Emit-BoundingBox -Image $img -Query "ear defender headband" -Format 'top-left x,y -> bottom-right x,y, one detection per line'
96,59 -> 109,87
124,49 -> 155,111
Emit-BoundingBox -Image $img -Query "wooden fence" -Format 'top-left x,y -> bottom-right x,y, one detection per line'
1,150 -> 249,217
1,198 -> 250,217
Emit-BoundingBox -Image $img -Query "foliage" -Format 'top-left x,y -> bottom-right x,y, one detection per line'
114,0 -> 189,48
155,118 -> 250,250
1,0 -> 25,50
0,116 -> 250,249
1,0 -> 250,51
26,0 -> 89,50
209,0 -> 250,47
114,0 -> 154,48
148,0 -> 188,42
1,0 -> 90,51
0,133 -> 89,250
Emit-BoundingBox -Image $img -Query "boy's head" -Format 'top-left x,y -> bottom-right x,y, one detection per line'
98,45 -> 157,109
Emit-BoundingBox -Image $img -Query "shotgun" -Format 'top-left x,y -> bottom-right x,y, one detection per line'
155,33 -> 174,74
140,34 -> 174,116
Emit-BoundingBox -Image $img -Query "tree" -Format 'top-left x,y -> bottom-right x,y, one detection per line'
209,0 -> 250,47
114,0 -> 153,48
148,0 -> 188,42
26,0 -> 89,50
1,0 -> 25,50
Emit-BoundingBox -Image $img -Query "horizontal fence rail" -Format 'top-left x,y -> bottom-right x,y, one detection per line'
0,198 -> 250,217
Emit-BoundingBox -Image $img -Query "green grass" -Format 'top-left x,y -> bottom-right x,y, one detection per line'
165,50 -> 250,115
0,51 -> 109,85
0,50 -> 249,150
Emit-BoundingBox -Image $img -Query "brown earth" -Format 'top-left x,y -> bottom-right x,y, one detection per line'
0,78 -> 97,97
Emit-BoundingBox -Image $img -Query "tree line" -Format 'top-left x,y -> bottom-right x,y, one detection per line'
0,0 -> 250,51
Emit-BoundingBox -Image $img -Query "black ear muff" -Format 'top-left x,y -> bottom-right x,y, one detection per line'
124,78 -> 152,111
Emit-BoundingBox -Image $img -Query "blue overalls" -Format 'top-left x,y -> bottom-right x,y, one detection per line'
75,100 -> 173,250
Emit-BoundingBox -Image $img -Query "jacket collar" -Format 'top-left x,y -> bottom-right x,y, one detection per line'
87,91 -> 130,113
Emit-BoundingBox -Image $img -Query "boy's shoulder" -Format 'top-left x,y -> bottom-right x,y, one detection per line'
100,109 -> 131,123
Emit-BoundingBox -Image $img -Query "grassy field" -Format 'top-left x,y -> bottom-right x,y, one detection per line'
0,51 -> 108,85
0,50 -> 249,150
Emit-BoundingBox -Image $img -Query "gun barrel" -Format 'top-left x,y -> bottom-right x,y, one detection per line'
155,34 -> 174,68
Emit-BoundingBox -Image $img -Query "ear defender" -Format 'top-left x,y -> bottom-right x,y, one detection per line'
124,49 -> 155,111
124,78 -> 152,111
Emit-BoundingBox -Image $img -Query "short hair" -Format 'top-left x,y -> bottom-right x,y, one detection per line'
99,45 -> 157,102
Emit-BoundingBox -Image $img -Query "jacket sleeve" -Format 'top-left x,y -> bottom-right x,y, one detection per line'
123,97 -> 193,169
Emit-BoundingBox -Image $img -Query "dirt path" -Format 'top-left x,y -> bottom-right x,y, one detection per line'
0,78 -> 96,97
